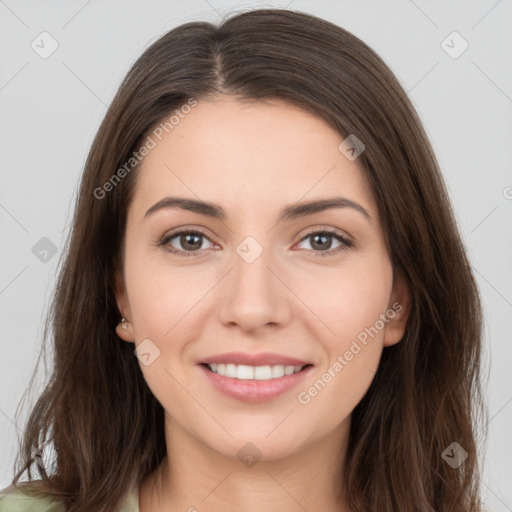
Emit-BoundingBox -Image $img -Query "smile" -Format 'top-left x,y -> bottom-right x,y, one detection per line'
198,363 -> 314,403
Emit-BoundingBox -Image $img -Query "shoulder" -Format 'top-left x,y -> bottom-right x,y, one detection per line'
0,480 -> 140,512
0,482 -> 64,512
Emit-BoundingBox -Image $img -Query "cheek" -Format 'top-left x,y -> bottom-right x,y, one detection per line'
123,241 -> 202,335
123,251 -> 202,423
292,256 -> 393,344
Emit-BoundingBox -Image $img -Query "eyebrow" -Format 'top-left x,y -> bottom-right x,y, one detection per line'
144,196 -> 371,222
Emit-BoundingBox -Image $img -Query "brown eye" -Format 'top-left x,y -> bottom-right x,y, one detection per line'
160,229 -> 214,256
296,230 -> 353,257
309,233 -> 336,251
176,233 -> 204,251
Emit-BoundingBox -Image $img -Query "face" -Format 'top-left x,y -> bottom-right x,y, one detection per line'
115,95 -> 409,461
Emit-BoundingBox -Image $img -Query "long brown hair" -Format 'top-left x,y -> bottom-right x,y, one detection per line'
4,8 -> 487,512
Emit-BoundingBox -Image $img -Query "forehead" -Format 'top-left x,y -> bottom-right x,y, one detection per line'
130,96 -> 376,220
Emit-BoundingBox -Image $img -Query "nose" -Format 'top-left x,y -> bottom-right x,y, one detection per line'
217,246 -> 292,334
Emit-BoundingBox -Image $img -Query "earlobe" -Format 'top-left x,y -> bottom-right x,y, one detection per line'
115,318 -> 135,343
383,275 -> 411,347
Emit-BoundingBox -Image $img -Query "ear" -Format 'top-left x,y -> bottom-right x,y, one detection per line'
383,274 -> 411,347
114,269 -> 134,343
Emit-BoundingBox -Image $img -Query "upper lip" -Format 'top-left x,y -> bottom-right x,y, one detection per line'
199,352 -> 313,367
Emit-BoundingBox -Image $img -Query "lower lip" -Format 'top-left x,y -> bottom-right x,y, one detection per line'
198,364 -> 313,403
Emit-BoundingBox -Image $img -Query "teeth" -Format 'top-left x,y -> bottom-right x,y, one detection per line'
207,363 -> 305,380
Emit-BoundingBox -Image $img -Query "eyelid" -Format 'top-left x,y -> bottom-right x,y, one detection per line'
296,225 -> 353,243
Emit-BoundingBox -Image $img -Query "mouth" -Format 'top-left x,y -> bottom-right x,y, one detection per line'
197,362 -> 314,403
200,362 -> 313,381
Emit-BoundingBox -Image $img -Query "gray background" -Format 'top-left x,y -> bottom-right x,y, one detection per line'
1,0 -> 511,509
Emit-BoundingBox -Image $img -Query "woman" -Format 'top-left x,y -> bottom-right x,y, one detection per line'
0,7 -> 486,512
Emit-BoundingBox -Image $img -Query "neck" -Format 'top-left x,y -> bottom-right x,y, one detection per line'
139,413 -> 352,512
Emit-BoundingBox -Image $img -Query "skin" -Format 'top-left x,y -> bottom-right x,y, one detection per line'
115,95 -> 410,512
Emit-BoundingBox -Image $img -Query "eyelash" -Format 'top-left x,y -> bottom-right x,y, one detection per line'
157,228 -> 353,258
